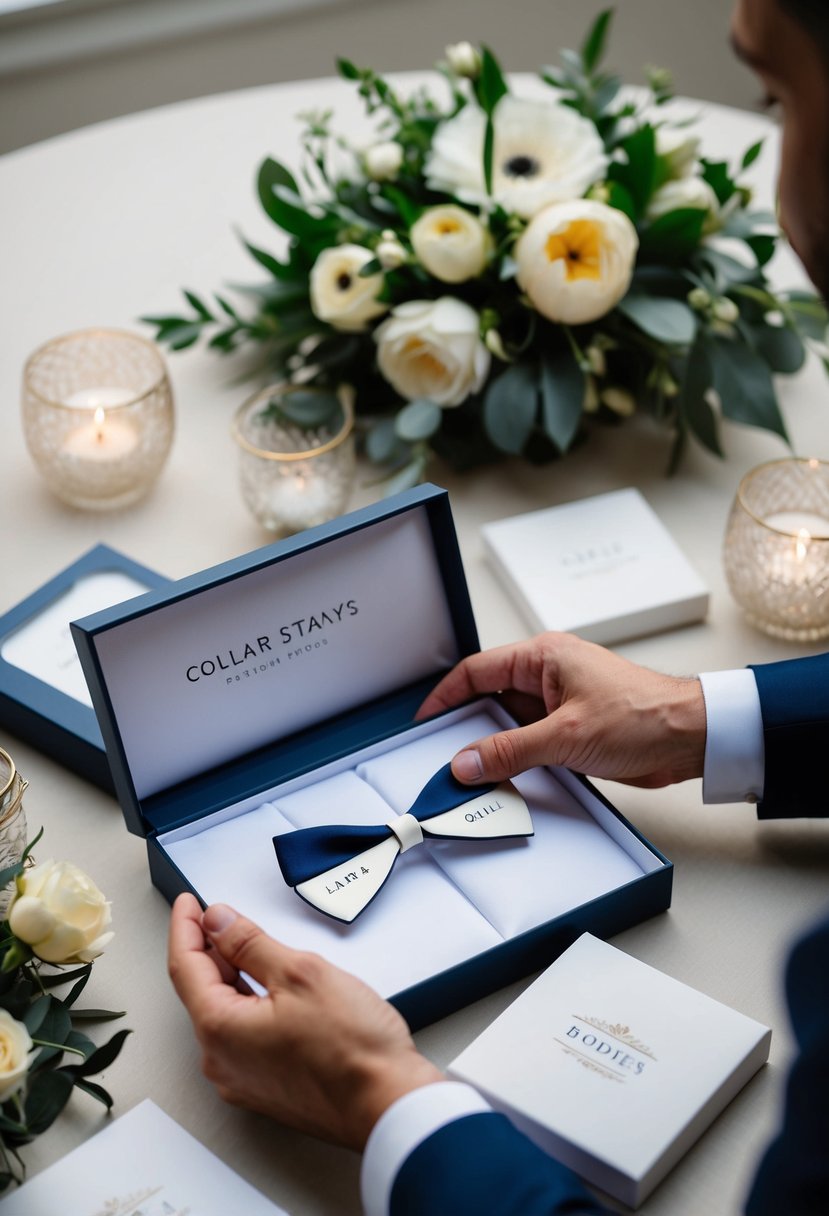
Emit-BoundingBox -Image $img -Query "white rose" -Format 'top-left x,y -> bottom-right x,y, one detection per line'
445,41 -> 481,78
410,205 -> 490,283
647,176 -> 719,221
364,141 -> 404,181
375,297 -> 490,407
425,95 -> 608,219
309,245 -> 389,332
0,1009 -> 34,1101
9,859 -> 114,964
515,199 -> 639,326
655,127 -> 701,179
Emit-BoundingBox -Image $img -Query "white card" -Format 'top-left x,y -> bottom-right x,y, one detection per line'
0,1099 -> 285,1215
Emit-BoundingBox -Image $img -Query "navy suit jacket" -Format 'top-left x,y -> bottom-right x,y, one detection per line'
390,658 -> 829,1215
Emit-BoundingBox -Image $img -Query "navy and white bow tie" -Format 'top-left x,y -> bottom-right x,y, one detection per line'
273,762 -> 533,923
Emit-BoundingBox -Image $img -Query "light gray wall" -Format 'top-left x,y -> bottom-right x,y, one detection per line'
0,0 -> 760,155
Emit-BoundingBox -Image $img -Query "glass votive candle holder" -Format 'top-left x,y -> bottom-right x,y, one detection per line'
0,748 -> 28,916
233,384 -> 356,534
723,457 -> 829,641
22,328 -> 174,510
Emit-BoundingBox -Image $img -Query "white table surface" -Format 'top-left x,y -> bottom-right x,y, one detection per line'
1,76 -> 828,1215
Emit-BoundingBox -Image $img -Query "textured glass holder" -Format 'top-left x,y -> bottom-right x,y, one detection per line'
723,458 -> 829,641
233,385 -> 356,534
0,748 -> 28,917
22,329 -> 174,510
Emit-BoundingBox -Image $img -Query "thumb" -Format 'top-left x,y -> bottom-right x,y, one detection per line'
203,904 -> 287,989
451,718 -> 559,784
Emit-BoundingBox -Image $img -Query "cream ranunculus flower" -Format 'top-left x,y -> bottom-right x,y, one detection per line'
425,96 -> 608,220
410,205 -> 490,283
309,245 -> 389,332
374,297 -> 490,407
515,198 -> 639,326
647,176 -> 719,221
0,1009 -> 34,1101
9,859 -> 114,964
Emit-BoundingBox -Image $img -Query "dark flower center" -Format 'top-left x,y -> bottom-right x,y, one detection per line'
336,272 -> 352,290
503,154 -> 541,179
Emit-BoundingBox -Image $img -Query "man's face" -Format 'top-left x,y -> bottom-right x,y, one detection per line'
732,0 -> 829,297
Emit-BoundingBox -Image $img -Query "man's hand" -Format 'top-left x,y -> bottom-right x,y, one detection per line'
168,894 -> 444,1150
417,632 -> 706,789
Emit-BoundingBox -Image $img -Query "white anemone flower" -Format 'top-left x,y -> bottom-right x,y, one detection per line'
425,95 -> 608,220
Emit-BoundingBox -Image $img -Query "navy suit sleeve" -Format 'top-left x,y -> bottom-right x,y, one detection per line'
389,1112 -> 610,1216
744,913 -> 829,1215
749,653 -> 829,817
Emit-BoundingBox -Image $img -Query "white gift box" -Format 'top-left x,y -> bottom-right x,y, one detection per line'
449,933 -> 771,1207
72,486 -> 673,1029
482,488 -> 709,644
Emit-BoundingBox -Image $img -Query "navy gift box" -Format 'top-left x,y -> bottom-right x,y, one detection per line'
0,545 -> 169,790
72,487 -> 672,1029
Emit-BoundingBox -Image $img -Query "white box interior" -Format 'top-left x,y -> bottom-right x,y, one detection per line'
160,700 -> 663,999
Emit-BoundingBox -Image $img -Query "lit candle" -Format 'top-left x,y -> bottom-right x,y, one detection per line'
764,510 -> 829,538
62,387 -> 139,461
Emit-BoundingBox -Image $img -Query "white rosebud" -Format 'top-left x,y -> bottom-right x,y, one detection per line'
687,286 -> 711,312
9,859 -> 114,964
364,140 -> 404,181
375,297 -> 491,407
484,329 -> 511,361
712,296 -> 739,324
647,176 -> 719,222
515,199 -> 639,326
445,41 -> 481,78
0,1010 -> 34,1101
309,244 -> 388,332
585,344 -> 606,377
601,386 -> 637,416
655,126 -> 701,179
376,231 -> 407,270
410,205 -> 490,283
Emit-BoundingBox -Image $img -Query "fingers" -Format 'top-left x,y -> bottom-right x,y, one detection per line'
416,642 -> 527,719
168,893 -> 234,1013
452,717 -> 562,784
201,903 -> 312,993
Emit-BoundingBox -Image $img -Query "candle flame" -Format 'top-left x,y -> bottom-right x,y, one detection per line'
796,526 -> 811,562
93,406 -> 106,442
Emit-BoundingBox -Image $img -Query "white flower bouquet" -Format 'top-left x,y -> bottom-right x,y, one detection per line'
0,832 -> 127,1191
146,9 -> 827,484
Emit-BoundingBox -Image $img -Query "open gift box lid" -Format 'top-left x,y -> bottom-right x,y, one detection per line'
71,486 -> 479,838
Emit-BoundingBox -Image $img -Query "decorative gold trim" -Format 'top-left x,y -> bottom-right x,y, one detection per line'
736,457 -> 829,538
554,1039 -> 625,1083
575,1015 -> 657,1060
232,384 -> 355,462
23,328 -> 167,411
0,748 -> 26,829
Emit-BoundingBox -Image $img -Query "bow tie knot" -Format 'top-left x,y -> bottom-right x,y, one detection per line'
273,762 -> 534,923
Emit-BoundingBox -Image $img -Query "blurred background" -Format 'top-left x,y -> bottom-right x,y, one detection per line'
1,0 -> 760,154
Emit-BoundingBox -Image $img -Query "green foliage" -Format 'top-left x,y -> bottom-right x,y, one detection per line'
141,11 -> 828,485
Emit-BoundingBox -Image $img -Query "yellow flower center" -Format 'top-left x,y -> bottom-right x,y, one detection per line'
544,219 -> 603,282
403,337 -> 447,378
436,217 -> 463,235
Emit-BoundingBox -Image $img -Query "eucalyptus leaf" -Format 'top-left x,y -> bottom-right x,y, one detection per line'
73,1078 -> 114,1109
382,457 -> 427,496
63,1028 -> 131,1079
24,1070 -> 74,1136
64,968 -> 91,1009
483,364 -> 538,454
741,139 -> 764,170
707,336 -> 789,441
366,418 -> 402,464
64,1029 -> 96,1060
581,8 -> 613,72
23,996 -> 50,1037
678,341 -> 723,456
69,1007 -> 127,1022
618,295 -> 697,345
263,389 -> 341,428
395,399 -> 442,442
540,347 -> 584,452
639,208 -> 706,261
783,291 -> 829,341
753,324 -> 805,374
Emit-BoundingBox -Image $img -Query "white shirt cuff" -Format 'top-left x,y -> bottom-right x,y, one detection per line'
699,669 -> 765,804
360,1081 -> 493,1216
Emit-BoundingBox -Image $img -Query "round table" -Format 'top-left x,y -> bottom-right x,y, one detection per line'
1,76 -> 828,1215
